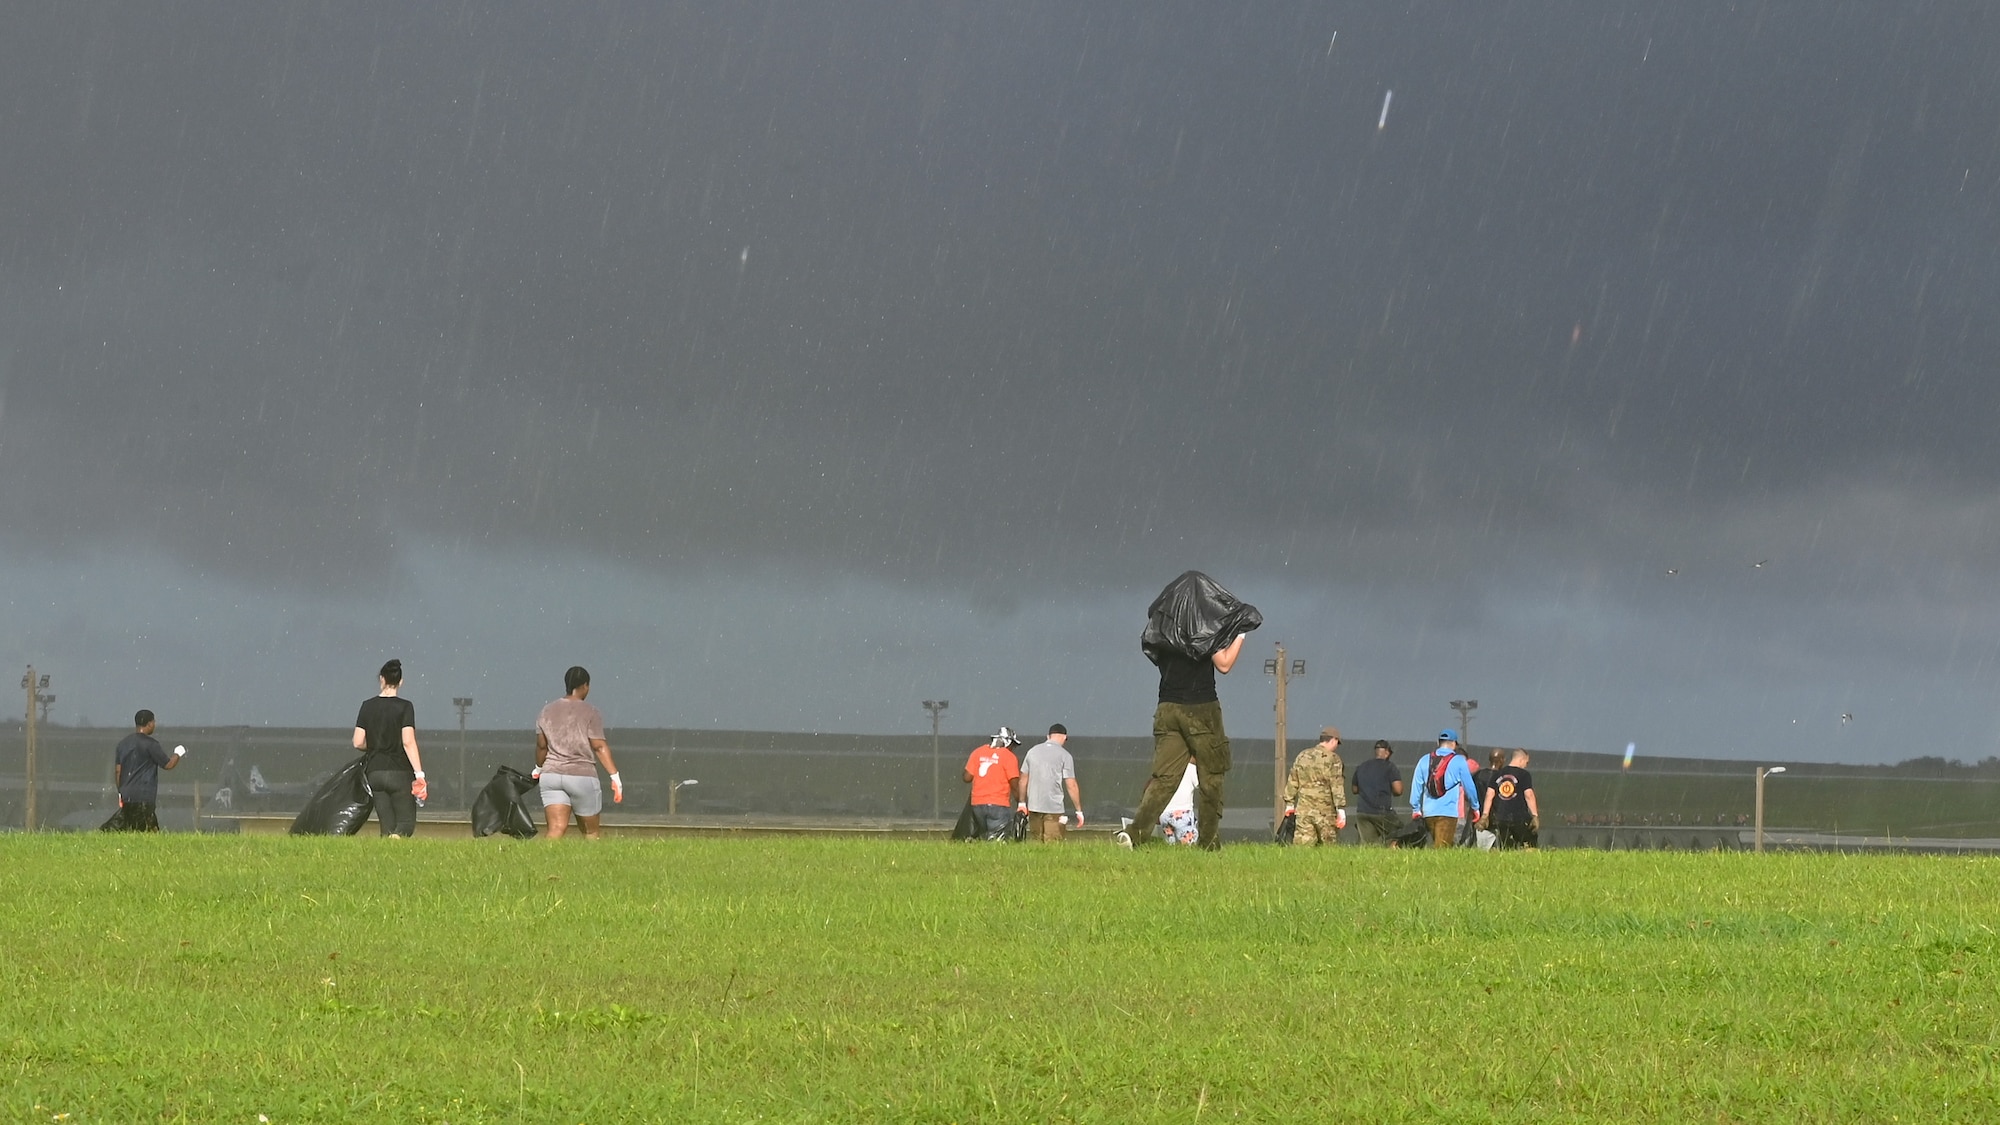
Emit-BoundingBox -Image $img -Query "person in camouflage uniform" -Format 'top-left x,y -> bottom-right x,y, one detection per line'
1282,726 -> 1348,846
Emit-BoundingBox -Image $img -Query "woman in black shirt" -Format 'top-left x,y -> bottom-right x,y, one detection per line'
351,658 -> 428,837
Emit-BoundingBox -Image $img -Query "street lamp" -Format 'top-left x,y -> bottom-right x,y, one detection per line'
669,778 -> 699,817
922,700 -> 949,822
20,668 -> 49,832
1265,646 -> 1305,833
452,697 -> 474,809
1449,700 -> 1479,746
1754,766 -> 1787,853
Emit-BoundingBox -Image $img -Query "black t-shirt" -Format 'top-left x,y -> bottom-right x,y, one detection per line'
355,695 -> 417,772
1352,757 -> 1402,816
1155,651 -> 1218,705
1488,766 -> 1534,823
1474,767 -> 1498,811
114,732 -> 172,803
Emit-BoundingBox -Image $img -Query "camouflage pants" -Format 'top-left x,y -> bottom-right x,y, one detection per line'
1131,701 -> 1229,849
1290,807 -> 1340,846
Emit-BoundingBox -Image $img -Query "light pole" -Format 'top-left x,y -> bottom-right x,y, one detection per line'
36,693 -> 55,726
1754,766 -> 1787,853
20,668 -> 48,832
1264,646 -> 1306,833
669,778 -> 699,817
1449,700 -> 1479,747
452,697 -> 474,809
922,700 -> 949,822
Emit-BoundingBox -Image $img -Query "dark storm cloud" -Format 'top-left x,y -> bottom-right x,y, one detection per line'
4,2 -> 2000,746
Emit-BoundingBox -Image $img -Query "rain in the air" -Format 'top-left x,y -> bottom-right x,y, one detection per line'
4,3 -> 1999,845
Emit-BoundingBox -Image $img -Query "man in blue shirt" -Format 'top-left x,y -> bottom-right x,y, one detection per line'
1411,730 -> 1479,849
106,710 -> 184,832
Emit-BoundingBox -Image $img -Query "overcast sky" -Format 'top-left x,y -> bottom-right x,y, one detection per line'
4,3 -> 1998,763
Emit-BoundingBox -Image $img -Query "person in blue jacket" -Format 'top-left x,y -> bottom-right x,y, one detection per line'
1411,730 -> 1480,848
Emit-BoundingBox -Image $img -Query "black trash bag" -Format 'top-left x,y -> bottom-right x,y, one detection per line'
1141,571 -> 1263,665
1393,819 -> 1431,849
950,801 -> 979,841
1274,811 -> 1297,845
288,757 -> 376,836
472,765 -> 543,839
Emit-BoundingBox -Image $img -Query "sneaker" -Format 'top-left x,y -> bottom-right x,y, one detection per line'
1112,830 -> 1133,849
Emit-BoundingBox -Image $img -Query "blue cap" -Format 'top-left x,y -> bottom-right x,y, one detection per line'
1439,729 -> 1458,741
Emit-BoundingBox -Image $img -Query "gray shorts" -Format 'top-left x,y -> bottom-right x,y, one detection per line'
538,772 -> 603,817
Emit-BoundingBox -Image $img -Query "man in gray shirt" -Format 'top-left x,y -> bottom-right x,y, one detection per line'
1019,723 -> 1083,842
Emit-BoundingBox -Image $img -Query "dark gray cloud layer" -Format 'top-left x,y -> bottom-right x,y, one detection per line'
4,3 -> 1999,756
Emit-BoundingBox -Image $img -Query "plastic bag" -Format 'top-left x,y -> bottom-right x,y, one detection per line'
472,765 -> 543,839
1274,811 -> 1297,844
1141,571 -> 1263,665
288,757 -> 375,836
1393,819 -> 1431,849
950,802 -> 979,841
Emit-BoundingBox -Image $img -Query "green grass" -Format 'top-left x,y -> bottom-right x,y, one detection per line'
2,836 -> 1997,1123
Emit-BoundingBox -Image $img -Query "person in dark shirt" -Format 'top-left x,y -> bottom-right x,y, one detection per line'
1350,739 -> 1405,845
1117,632 -> 1248,850
351,658 -> 428,837
1466,748 -> 1507,847
1482,749 -> 1539,849
106,709 -> 185,832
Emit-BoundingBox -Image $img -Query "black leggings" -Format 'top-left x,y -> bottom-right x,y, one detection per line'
365,769 -> 417,837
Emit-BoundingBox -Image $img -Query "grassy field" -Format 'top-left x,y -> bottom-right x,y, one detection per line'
3,836 -> 1997,1123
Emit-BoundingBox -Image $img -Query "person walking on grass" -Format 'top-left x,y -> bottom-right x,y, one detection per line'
1116,628 -> 1245,851
534,666 -> 623,840
1350,739 -> 1404,845
1282,726 -> 1348,846
1482,749 -> 1540,849
1019,724 -> 1083,842
963,727 -> 1024,841
105,709 -> 184,832
353,659 -> 427,838
1411,730 -> 1479,849
1464,747 -> 1507,848
1119,571 -> 1259,851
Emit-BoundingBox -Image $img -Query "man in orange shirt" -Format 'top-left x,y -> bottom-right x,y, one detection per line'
962,727 -> 1024,841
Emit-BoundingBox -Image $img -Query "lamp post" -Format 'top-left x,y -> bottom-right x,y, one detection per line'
452,697 -> 474,809
1449,700 -> 1479,747
20,668 -> 49,832
669,778 -> 699,817
1754,766 -> 1786,853
922,700 -> 949,822
1264,646 -> 1306,833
